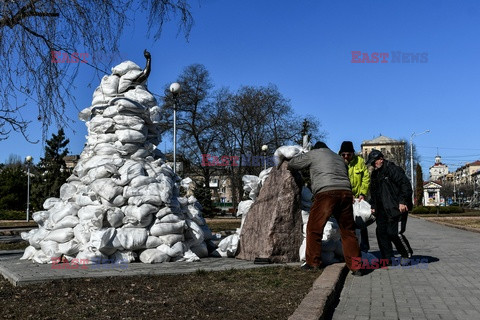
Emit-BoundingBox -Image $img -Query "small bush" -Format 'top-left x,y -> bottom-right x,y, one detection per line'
0,210 -> 26,220
412,206 -> 464,214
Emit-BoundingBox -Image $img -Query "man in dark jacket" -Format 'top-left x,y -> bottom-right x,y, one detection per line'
366,149 -> 413,264
288,142 -> 362,275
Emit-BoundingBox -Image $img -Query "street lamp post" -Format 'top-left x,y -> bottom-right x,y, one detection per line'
261,145 -> 268,171
169,82 -> 181,175
410,130 -> 430,205
25,155 -> 33,222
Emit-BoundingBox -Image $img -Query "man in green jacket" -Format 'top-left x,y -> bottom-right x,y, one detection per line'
339,141 -> 371,252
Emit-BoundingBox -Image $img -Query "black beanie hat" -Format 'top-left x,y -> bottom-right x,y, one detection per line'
313,141 -> 328,149
339,141 -> 355,154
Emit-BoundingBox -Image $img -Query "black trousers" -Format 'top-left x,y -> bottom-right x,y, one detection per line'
375,212 -> 413,259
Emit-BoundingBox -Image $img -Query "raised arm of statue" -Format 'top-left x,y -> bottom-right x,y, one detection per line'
135,49 -> 151,83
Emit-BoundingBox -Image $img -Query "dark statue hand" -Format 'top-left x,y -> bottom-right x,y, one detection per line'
144,49 -> 151,59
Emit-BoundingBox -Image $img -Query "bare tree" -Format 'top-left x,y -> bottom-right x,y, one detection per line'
0,0 -> 193,141
163,63 -> 221,189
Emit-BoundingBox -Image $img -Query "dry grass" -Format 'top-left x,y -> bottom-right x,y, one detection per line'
205,218 -> 241,233
0,266 -> 320,319
426,217 -> 480,229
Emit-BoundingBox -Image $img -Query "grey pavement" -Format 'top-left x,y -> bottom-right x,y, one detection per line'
331,216 -> 480,320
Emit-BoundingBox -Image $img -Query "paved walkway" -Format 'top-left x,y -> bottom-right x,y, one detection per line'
331,216 -> 480,320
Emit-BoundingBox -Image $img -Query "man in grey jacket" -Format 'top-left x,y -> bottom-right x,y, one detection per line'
288,142 -> 362,275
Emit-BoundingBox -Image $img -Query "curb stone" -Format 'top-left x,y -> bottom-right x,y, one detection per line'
289,262 -> 348,320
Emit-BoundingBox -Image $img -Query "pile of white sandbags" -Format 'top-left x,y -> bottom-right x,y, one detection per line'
20,61 -> 214,265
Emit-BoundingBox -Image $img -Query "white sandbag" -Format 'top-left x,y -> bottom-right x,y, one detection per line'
90,228 -> 117,256
86,133 -> 117,146
44,227 -> 74,243
73,224 -> 91,245
113,114 -> 145,128
299,238 -> 306,262
145,236 -> 163,248
129,175 -> 155,188
159,213 -> 184,224
163,242 -> 185,258
124,87 -> 157,107
20,246 -> 37,260
83,164 -> 118,184
58,239 -> 81,256
118,69 -> 144,92
60,183 -> 77,201
50,202 -> 80,224
301,210 -> 310,226
322,218 -> 341,241
93,143 -> 120,156
259,167 -> 272,185
111,61 -> 142,77
29,228 -> 50,249
75,155 -> 124,177
75,193 -> 99,207
111,250 -> 137,264
149,105 -> 162,123
139,249 -> 170,264
123,204 -> 157,223
122,210 -> 154,228
78,205 -> 105,221
217,234 -> 239,258
180,177 -> 193,191
149,221 -> 186,237
40,240 -> 61,258
52,215 -> 79,230
21,229 -> 37,241
185,220 -> 205,248
114,228 -> 148,250
103,195 -> 126,207
105,208 -> 124,228
190,242 -> 208,258
95,74 -> 119,96
116,129 -> 147,143
32,250 -> 50,264
32,211 -> 50,227
90,178 -> 123,201
130,148 -> 149,159
87,116 -> 115,134
353,199 -> 375,229
157,234 -> 184,246
43,197 -> 62,210
76,247 -> 107,264
274,145 -> 305,165
174,249 -> 200,262
237,200 -> 254,217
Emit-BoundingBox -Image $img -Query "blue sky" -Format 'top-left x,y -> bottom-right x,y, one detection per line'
2,0 -> 480,174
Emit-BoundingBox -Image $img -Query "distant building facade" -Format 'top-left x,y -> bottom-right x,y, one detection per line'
429,155 -> 449,181
361,135 -> 407,169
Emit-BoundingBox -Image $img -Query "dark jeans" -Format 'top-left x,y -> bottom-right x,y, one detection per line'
375,212 -> 413,260
306,190 -> 361,271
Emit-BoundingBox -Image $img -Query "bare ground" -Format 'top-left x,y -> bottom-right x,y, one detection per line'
0,266 -> 321,320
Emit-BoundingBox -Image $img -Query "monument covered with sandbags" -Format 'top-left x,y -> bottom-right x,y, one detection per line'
20,51 -> 214,264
